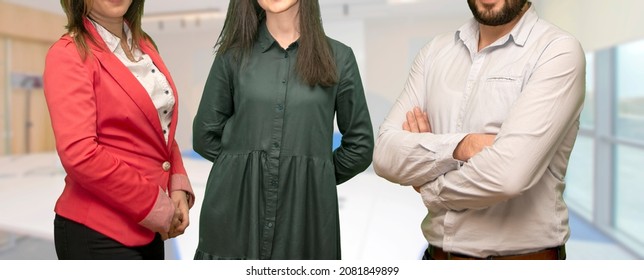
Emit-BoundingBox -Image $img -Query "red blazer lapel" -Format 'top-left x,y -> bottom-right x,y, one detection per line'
83,18 -> 165,146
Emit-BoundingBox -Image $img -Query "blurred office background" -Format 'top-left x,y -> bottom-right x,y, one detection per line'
0,0 -> 642,260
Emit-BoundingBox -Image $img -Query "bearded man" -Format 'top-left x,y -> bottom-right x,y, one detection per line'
373,0 -> 585,260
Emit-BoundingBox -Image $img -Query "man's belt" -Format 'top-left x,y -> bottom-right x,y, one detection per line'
428,244 -> 566,260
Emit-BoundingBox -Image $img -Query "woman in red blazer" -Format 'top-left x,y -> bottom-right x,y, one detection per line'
43,0 -> 194,259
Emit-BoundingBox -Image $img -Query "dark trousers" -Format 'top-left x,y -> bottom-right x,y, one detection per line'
54,214 -> 164,260
422,247 -> 434,260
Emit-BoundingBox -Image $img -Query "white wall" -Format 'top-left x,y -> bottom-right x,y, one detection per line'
536,0 -> 644,51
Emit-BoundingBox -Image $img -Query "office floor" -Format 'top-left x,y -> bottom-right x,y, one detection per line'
0,153 -> 638,260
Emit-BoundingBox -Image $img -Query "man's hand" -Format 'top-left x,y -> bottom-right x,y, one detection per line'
453,134 -> 496,162
401,108 -> 496,191
403,107 -> 431,133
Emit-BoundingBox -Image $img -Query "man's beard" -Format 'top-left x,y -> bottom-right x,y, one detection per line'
467,0 -> 528,26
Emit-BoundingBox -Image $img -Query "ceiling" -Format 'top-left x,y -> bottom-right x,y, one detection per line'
1,0 -> 470,20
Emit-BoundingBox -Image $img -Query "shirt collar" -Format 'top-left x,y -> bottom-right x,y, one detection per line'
90,19 -> 134,54
258,19 -> 277,53
456,4 -> 539,50
257,19 -> 299,53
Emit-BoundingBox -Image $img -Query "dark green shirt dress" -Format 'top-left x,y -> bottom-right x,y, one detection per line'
192,21 -> 374,260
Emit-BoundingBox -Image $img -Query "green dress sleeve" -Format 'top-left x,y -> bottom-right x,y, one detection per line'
333,48 -> 375,185
192,53 -> 234,162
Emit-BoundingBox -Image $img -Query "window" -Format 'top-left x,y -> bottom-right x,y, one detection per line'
616,40 -> 644,141
615,145 -> 644,244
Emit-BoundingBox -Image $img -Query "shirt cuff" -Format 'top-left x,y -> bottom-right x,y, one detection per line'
138,187 -> 174,233
170,174 -> 195,208
418,132 -> 468,163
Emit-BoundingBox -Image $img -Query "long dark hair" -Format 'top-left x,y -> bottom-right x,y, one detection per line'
60,0 -> 148,59
217,0 -> 338,87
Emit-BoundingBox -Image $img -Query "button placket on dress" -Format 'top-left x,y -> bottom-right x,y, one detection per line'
259,46 -> 293,259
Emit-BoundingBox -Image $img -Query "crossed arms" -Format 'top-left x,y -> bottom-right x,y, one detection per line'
373,37 -> 586,213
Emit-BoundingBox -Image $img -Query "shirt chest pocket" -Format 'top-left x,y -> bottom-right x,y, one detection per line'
468,75 -> 524,132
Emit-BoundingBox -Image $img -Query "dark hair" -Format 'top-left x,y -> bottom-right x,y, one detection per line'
216,0 -> 338,87
60,0 -> 148,59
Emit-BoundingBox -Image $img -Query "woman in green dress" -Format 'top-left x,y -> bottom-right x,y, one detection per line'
192,0 -> 374,260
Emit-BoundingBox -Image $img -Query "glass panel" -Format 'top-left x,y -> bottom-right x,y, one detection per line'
564,136 -> 594,219
580,53 -> 594,129
615,145 -> 644,244
616,40 -> 644,141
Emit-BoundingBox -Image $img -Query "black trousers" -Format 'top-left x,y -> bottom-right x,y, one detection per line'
421,247 -> 434,260
54,214 -> 164,260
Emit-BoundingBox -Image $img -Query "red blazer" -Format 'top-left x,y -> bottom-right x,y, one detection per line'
43,19 -> 194,246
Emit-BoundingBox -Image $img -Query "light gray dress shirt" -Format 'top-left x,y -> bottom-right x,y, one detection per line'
373,6 -> 586,258
91,20 -> 175,143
